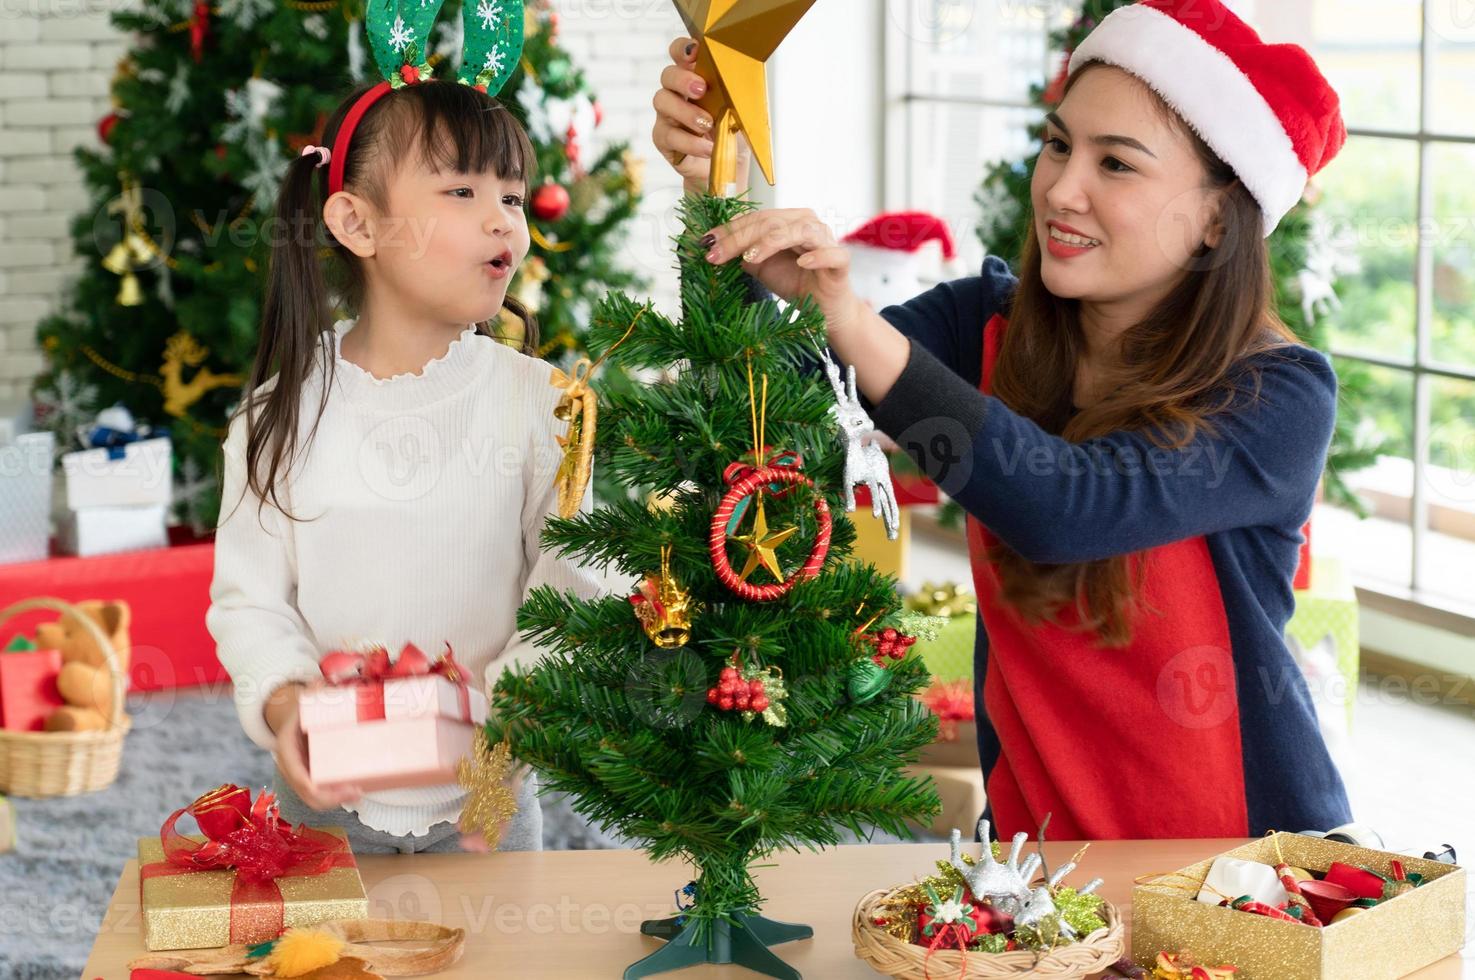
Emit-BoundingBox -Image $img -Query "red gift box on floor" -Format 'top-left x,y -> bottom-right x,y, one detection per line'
299,644 -> 487,792
0,643 -> 64,731
0,527 -> 223,693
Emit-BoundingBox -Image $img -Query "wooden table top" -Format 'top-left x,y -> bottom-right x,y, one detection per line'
82,839 -> 1471,979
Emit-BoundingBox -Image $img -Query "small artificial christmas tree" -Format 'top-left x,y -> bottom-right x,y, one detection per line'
973,0 -> 1387,515
487,192 -> 942,979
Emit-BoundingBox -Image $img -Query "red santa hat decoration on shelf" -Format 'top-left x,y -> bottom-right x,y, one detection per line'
842,211 -> 958,313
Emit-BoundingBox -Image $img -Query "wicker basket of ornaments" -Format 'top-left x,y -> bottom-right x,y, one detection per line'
853,818 -> 1125,978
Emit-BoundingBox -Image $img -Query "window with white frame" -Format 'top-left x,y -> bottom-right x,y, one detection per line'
888,0 -> 1475,617
1282,0 -> 1475,615
886,0 -> 1075,270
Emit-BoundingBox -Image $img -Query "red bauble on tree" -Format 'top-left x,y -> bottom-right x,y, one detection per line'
98,112 -> 119,145
532,181 -> 571,222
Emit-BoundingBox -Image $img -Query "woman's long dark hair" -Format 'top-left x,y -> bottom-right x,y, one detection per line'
234,80 -> 538,522
987,61 -> 1300,647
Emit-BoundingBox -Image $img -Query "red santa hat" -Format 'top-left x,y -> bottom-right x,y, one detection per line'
842,211 -> 957,260
1068,0 -> 1345,237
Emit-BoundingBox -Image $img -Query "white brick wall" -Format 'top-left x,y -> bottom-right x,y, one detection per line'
0,0 -> 689,403
555,2 -> 689,316
0,0 -> 119,404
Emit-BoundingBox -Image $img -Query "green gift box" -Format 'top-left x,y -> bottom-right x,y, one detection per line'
1286,556 -> 1359,726
905,582 -> 976,683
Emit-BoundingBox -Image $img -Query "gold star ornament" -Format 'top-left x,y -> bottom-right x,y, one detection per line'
732,497 -> 800,582
672,0 -> 820,195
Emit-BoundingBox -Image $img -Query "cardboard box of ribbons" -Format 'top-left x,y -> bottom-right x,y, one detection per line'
298,643 -> 489,792
1132,833 -> 1465,979
138,785 -> 368,950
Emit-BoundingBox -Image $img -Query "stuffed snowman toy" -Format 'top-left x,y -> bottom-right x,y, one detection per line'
842,211 -> 958,313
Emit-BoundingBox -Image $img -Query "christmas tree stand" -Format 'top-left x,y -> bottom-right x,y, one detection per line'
624,912 -> 813,979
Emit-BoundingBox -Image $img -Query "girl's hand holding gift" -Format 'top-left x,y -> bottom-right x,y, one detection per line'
264,681 -> 364,811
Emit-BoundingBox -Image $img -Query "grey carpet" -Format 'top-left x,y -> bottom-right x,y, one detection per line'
0,686 -> 928,978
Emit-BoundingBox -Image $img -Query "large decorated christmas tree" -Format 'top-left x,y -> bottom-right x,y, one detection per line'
482,6 -> 940,978
973,0 -> 1387,513
30,0 -> 642,529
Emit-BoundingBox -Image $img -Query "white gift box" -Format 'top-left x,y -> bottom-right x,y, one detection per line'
59,504 -> 168,557
61,436 -> 172,509
0,430 -> 55,565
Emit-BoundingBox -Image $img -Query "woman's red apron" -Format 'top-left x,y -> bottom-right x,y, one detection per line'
963,314 -> 1250,840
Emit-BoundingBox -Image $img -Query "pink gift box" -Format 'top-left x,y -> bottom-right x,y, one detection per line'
384,673 -> 488,724
307,715 -> 476,792
299,674 -> 488,732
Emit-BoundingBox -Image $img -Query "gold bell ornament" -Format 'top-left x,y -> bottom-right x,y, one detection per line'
629,543 -> 695,649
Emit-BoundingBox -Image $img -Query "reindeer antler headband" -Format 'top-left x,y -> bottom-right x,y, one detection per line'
327,0 -> 525,196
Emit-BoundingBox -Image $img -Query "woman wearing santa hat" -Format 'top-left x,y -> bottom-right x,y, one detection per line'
651,0 -> 1353,841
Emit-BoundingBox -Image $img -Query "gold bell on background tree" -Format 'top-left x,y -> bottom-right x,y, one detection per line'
629,544 -> 694,649
100,233 -> 155,307
101,175 -> 159,307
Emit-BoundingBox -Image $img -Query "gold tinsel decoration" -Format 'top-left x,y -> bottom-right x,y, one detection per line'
456,728 -> 519,848
548,305 -> 647,517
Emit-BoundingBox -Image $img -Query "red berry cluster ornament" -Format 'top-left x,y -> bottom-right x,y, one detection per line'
704,654 -> 788,725
863,627 -> 917,666
706,665 -> 771,714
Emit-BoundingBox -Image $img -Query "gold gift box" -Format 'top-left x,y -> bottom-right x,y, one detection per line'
1132,832 -> 1466,980
138,827 -> 369,951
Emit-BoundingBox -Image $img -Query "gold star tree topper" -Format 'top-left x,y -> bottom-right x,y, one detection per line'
672,0 -> 819,195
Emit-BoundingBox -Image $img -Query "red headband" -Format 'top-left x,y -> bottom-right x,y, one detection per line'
327,81 -> 394,197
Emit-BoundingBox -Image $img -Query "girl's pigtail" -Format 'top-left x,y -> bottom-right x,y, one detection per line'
236,148 -> 336,523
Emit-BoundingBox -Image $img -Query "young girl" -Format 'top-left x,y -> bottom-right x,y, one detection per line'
653,0 -> 1354,840
207,77 -> 601,854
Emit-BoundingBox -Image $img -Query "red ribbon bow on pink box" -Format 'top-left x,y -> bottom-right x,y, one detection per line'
305,642 -> 480,727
